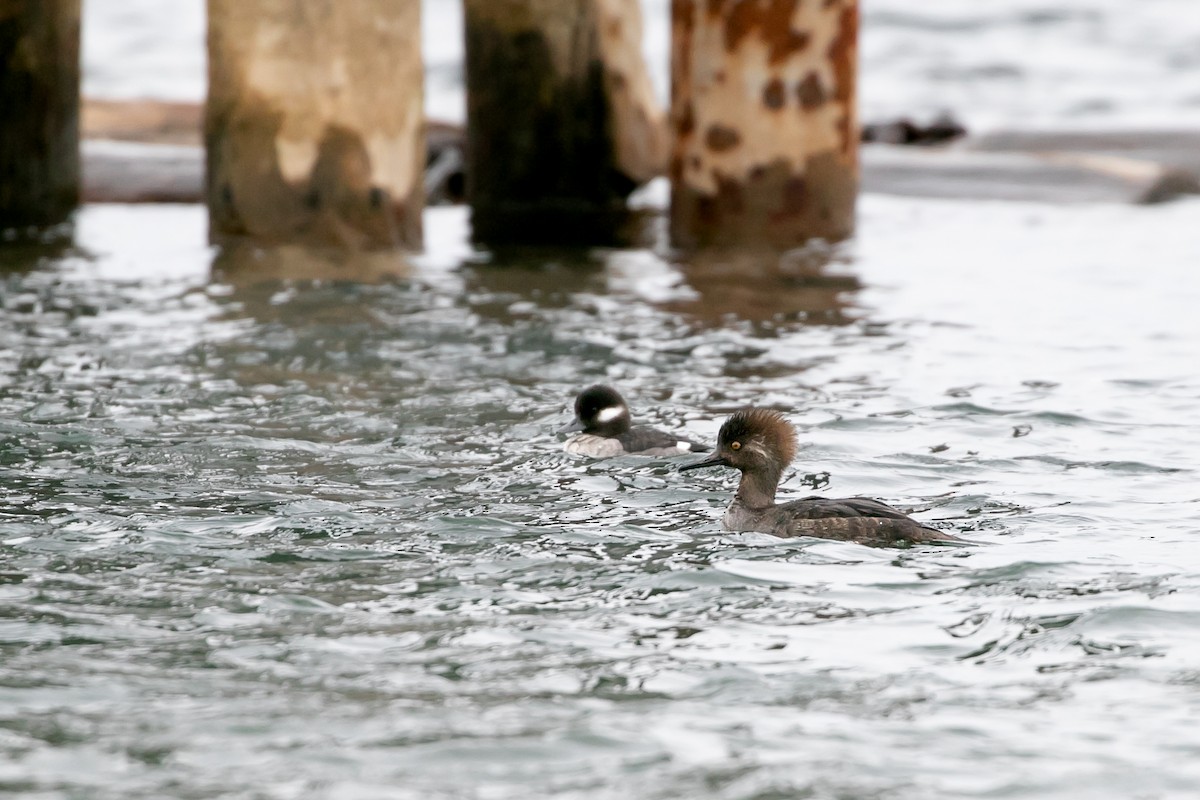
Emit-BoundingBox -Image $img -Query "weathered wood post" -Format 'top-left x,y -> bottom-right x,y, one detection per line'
0,0 -> 80,229
205,1 -> 424,249
670,0 -> 859,249
464,0 -> 667,245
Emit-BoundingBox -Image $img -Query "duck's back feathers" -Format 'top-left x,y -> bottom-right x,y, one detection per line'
743,496 -> 960,546
787,495 -> 922,522
618,426 -> 711,456
564,426 -> 711,458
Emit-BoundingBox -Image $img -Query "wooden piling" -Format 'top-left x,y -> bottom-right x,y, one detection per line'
464,0 -> 667,245
205,0 -> 424,249
670,0 -> 859,249
0,0 -> 80,229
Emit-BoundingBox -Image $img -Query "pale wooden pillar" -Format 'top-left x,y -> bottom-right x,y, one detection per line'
670,0 -> 859,249
0,0 -> 80,228
464,0 -> 667,245
205,0 -> 424,249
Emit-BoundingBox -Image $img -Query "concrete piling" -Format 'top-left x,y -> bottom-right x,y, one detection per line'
205,0 -> 424,249
0,0 -> 81,229
670,0 -> 859,249
464,0 -> 667,245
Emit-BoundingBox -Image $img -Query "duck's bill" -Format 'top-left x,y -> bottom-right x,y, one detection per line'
679,453 -> 729,472
557,418 -> 585,435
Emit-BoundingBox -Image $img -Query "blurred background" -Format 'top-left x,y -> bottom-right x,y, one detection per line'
82,0 -> 1200,130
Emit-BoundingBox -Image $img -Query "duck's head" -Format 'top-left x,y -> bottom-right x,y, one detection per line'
560,384 -> 632,436
680,407 -> 797,475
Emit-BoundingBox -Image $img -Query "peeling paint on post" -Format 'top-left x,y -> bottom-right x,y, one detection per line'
464,0 -> 667,245
670,0 -> 859,249
0,0 -> 80,229
205,0 -> 424,249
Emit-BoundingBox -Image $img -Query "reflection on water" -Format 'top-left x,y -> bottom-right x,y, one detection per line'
3,200 -> 1200,799
211,241 -> 411,287
665,243 -> 862,327
0,225 -> 77,273
464,247 -> 609,322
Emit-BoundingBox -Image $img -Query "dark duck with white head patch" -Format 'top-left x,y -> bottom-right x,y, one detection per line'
561,385 -> 710,458
681,407 -> 961,547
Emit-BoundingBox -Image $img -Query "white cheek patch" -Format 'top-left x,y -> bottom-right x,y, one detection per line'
596,406 -> 625,423
676,441 -> 693,452
745,442 -> 774,461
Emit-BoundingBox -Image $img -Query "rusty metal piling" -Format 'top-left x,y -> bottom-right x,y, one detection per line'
205,0 -> 424,249
670,0 -> 859,249
464,0 -> 667,245
0,0 -> 80,229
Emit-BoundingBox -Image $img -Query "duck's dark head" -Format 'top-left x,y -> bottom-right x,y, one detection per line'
680,407 -> 797,476
561,384 -> 632,436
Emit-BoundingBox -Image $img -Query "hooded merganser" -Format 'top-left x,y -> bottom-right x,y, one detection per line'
561,385 -> 711,458
681,407 -> 961,547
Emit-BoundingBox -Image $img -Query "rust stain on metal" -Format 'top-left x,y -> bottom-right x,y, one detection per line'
678,101 -> 695,136
804,150 -> 855,223
674,0 -> 697,36
762,78 -> 786,110
828,2 -> 857,154
715,171 -> 744,213
670,0 -> 859,247
705,124 -> 741,152
828,3 -> 857,104
695,193 -> 718,226
673,155 -> 855,247
779,175 -> 807,216
796,72 -> 825,110
762,154 -> 855,231
719,0 -> 810,65
669,153 -> 684,181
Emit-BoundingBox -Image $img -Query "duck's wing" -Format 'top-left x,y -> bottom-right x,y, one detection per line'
775,497 -> 962,545
618,426 -> 710,456
789,496 -> 917,521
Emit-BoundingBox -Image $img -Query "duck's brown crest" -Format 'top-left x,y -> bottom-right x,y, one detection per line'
719,407 -> 797,463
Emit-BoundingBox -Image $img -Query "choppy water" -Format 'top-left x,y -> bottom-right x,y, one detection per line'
3,197 -> 1200,798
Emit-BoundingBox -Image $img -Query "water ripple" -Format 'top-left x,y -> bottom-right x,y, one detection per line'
3,200 -> 1200,797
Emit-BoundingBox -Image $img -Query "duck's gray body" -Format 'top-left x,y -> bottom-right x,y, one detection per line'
565,428 -> 706,458
722,495 -> 957,547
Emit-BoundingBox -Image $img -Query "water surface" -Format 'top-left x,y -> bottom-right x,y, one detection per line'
3,198 -> 1200,798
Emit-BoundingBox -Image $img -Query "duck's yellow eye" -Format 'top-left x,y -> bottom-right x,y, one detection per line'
730,441 -> 741,451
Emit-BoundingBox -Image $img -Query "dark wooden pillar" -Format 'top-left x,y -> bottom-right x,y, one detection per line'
205,0 -> 424,250
464,0 -> 666,246
670,0 -> 859,249
0,0 -> 81,229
